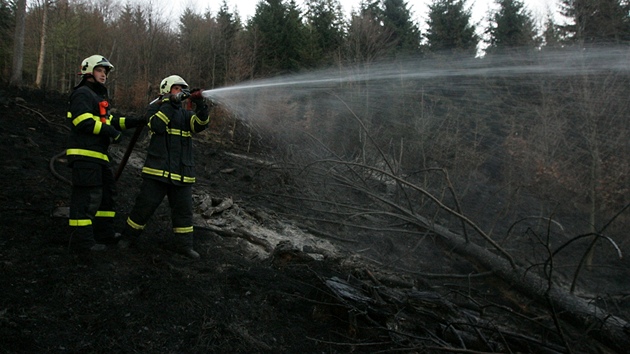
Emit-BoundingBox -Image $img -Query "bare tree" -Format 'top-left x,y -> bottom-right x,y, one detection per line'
35,0 -> 50,89
10,0 -> 27,86
345,11 -> 395,64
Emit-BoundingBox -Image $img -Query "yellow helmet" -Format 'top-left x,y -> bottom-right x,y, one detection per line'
159,75 -> 189,94
80,55 -> 114,76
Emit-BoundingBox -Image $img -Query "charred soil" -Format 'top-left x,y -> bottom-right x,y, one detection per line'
1,88 -> 629,353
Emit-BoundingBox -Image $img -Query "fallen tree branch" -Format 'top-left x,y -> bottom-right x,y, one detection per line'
196,223 -> 274,252
18,103 -> 73,186
17,103 -> 69,132
306,159 -> 516,268
432,220 -> 630,353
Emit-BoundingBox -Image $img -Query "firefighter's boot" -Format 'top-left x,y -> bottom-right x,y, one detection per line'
179,233 -> 199,259
118,224 -> 141,250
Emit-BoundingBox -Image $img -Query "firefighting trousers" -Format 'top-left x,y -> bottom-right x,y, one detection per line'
68,161 -> 117,249
124,177 -> 193,246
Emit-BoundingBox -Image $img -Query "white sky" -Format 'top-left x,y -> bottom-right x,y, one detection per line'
172,0 -> 558,27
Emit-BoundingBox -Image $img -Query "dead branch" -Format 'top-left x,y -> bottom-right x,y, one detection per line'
316,273 -> 572,353
196,223 -> 274,253
18,103 -> 72,186
306,159 -> 516,268
434,222 -> 630,353
303,226 -> 359,243
17,103 -> 69,132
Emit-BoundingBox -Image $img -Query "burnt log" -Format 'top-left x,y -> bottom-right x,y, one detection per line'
428,220 -> 630,353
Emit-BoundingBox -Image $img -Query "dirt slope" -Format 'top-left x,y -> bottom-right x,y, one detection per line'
1,88 -> 628,353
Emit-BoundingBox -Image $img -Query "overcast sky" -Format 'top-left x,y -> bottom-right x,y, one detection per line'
170,0 -> 559,26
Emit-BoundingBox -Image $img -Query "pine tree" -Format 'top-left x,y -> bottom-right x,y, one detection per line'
303,0 -> 345,66
216,1 -> 242,85
283,0 -> 307,70
381,0 -> 422,55
176,7 -> 221,89
249,0 -> 306,75
424,0 -> 479,56
542,15 -> 562,48
559,0 -> 630,45
486,0 -> 538,53
345,0 -> 421,61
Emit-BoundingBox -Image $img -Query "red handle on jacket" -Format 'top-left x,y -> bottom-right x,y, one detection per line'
98,101 -> 109,123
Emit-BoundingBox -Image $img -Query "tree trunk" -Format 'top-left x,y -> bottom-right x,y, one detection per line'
10,0 -> 27,86
425,218 -> 630,353
35,1 -> 49,89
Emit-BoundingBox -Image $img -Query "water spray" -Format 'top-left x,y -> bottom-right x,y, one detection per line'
197,47 -> 630,125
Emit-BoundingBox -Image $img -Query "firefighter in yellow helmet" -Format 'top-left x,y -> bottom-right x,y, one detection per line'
119,75 -> 213,259
66,55 -> 145,253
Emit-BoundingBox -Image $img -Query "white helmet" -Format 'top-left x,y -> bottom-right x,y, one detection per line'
80,55 -> 114,76
159,75 -> 189,94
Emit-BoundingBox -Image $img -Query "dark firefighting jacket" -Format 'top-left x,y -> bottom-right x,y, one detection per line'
141,97 -> 210,185
66,81 -> 141,166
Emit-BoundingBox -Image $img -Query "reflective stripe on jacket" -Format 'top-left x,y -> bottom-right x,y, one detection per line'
66,82 -> 130,165
142,99 -> 210,185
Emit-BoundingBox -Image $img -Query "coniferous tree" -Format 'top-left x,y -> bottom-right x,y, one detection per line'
216,1 -> 242,85
559,0 -> 630,45
283,0 -> 307,70
424,0 -> 479,56
249,0 -> 306,75
485,0 -> 538,53
542,15 -> 562,48
248,0 -> 283,76
381,0 -> 421,55
346,0 -> 420,61
179,8 -> 208,82
303,0 -> 345,67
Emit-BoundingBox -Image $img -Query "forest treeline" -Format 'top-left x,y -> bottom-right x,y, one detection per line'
3,0 -> 630,100
2,0 -> 629,248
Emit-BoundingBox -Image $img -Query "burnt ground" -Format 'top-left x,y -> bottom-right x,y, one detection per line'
1,88 -> 629,353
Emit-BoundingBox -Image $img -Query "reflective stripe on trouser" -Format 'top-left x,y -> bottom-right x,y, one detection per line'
69,185 -> 101,249
69,163 -> 117,249
93,210 -> 117,242
125,178 -> 194,240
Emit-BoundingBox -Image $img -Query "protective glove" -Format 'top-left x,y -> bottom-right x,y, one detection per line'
126,116 -> 147,128
111,132 -> 122,144
190,88 -> 206,107
190,88 -> 203,100
160,94 -> 170,104
175,90 -> 191,103
125,117 -> 147,129
162,90 -> 191,104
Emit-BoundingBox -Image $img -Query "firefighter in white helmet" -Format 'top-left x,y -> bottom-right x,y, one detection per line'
119,75 -> 213,259
66,54 -> 145,254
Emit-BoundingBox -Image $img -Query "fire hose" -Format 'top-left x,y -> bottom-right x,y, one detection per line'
112,96 -> 159,181
51,91 -> 207,183
113,90 -> 204,180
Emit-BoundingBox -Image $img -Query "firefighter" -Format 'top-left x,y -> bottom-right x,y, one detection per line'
66,54 -> 145,253
119,75 -> 212,259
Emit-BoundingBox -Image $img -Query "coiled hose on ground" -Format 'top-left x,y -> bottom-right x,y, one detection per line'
17,103 -> 72,186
